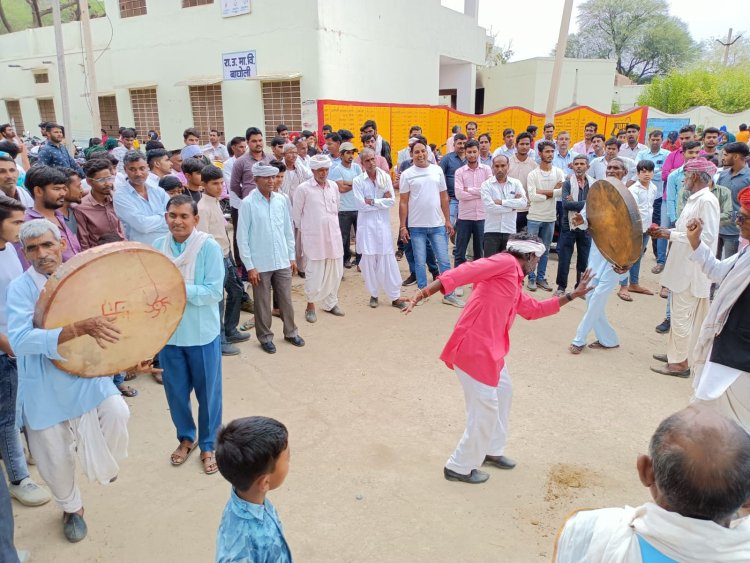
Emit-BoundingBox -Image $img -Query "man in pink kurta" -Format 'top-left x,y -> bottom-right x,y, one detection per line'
406,234 -> 592,484
292,154 -> 344,323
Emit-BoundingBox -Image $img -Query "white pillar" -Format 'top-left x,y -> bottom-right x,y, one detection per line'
463,0 -> 479,21
454,63 -> 476,114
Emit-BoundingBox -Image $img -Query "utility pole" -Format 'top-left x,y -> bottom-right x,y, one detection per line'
79,0 -> 101,136
52,1 -> 73,151
716,28 -> 741,66
545,0 -> 574,123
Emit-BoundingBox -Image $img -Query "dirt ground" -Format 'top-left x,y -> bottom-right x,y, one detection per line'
11,237 -> 691,563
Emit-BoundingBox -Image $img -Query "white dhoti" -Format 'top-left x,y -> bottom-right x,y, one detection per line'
26,394 -> 130,513
359,254 -> 402,301
445,366 -> 512,475
304,258 -> 343,310
667,290 -> 709,365
696,372 -> 750,433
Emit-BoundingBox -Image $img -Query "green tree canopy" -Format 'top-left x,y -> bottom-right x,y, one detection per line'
564,0 -> 697,83
637,66 -> 750,114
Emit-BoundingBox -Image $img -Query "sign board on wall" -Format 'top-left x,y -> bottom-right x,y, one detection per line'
646,118 -> 690,140
221,0 -> 250,17
222,51 -> 256,80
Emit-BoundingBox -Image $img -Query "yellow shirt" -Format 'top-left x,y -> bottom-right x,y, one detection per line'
737,131 -> 750,143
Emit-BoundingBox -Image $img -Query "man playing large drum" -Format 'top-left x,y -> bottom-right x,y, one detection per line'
7,219 -> 129,543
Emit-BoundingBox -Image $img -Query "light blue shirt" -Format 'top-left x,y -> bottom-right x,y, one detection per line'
153,233 -> 223,347
666,166 -> 685,224
636,147 -> 670,190
552,150 -> 577,173
237,190 -> 295,273
7,269 -> 118,430
329,162 -> 362,211
113,181 -> 170,245
216,490 -> 292,563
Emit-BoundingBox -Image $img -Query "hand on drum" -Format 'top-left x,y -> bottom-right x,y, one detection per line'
612,264 -> 630,275
571,269 -> 596,299
75,316 -> 122,349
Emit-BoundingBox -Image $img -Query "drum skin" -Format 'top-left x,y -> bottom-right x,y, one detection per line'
33,242 -> 186,377
586,178 -> 644,269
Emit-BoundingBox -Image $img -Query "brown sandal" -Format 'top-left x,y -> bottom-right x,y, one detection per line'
588,341 -> 620,350
569,344 -> 584,355
200,452 -> 218,475
170,441 -> 197,466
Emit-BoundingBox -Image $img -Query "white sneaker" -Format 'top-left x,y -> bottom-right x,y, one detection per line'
9,477 -> 50,507
442,294 -> 465,308
455,286 -> 464,297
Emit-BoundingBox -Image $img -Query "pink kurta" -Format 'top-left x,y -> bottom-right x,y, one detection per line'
438,253 -> 560,386
292,177 -> 343,261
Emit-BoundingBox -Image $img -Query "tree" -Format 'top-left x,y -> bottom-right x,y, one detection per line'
484,28 -> 513,67
637,66 -> 750,114
564,0 -> 697,83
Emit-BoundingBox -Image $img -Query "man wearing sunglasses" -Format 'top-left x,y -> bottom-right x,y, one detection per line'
74,158 -> 124,250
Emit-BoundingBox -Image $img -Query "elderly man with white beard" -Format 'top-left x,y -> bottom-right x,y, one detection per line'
280,142 -> 311,277
352,148 -> 408,310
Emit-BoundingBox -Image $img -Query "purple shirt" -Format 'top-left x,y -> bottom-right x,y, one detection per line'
15,208 -> 81,269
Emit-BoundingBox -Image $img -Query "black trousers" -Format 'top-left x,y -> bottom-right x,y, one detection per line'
483,232 -> 510,257
338,211 -> 361,264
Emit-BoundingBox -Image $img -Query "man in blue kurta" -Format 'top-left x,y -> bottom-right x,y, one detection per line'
7,219 -> 129,543
154,194 -> 224,475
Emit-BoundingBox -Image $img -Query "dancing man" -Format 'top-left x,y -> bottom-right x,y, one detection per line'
404,233 -> 593,484
7,219 -> 129,542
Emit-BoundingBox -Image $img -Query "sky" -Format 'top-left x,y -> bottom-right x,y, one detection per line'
441,0 -> 746,62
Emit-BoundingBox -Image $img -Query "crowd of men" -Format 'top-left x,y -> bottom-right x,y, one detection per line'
1,115 -> 749,561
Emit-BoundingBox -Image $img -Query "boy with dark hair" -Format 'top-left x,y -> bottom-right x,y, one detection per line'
181,157 -> 205,203
215,416 -> 292,562
197,165 -> 249,357
158,175 -> 184,198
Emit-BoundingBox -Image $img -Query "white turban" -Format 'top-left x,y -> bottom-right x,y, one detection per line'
507,240 -> 546,257
309,154 -> 333,170
252,163 -> 279,177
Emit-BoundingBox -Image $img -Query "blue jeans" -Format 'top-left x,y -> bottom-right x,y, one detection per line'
405,237 -> 438,277
449,198 -> 458,227
454,219 -> 484,267
159,336 -> 222,452
0,471 -> 19,563
657,202 -> 671,265
0,355 -> 29,484
113,372 -> 125,386
409,226 -> 452,291
525,220 -> 554,282
220,255 -> 244,342
620,233 -> 650,286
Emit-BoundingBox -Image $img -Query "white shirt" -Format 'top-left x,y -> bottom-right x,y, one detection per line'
0,244 -> 23,355
526,167 -> 565,222
223,156 -> 242,210
400,163 -> 447,228
480,176 -> 527,234
661,186 -> 719,297
618,142 -> 647,160
202,143 -> 230,161
627,181 -> 658,232
352,172 -> 396,255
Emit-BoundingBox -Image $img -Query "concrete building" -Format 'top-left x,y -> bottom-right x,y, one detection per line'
0,0 -> 485,147
477,57 -> 617,115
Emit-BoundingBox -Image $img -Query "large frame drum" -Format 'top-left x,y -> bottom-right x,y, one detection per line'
34,242 -> 186,377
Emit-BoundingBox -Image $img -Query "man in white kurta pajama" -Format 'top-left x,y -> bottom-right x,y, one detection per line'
352,148 -> 407,310
7,219 -> 129,543
688,186 -> 750,432
293,154 -> 345,323
651,158 -> 720,378
279,142 -> 311,276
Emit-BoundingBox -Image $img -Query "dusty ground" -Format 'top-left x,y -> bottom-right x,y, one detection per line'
11,238 -> 690,563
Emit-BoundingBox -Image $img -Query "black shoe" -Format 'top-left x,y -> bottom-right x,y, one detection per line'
402,273 -> 417,287
260,341 -> 276,354
284,335 -> 305,347
655,318 -> 670,334
443,467 -> 490,484
298,271 -> 306,279
221,343 -> 240,356
63,512 -> 87,543
226,331 -> 250,344
483,455 -> 516,470
343,260 -> 353,269
652,353 -> 668,363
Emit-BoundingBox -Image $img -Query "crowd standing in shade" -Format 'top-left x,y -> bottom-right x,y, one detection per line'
0,116 -> 749,562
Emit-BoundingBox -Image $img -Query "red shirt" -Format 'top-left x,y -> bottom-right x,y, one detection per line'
438,253 -> 560,386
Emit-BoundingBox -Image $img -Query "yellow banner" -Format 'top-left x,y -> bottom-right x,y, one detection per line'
318,99 -> 647,152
